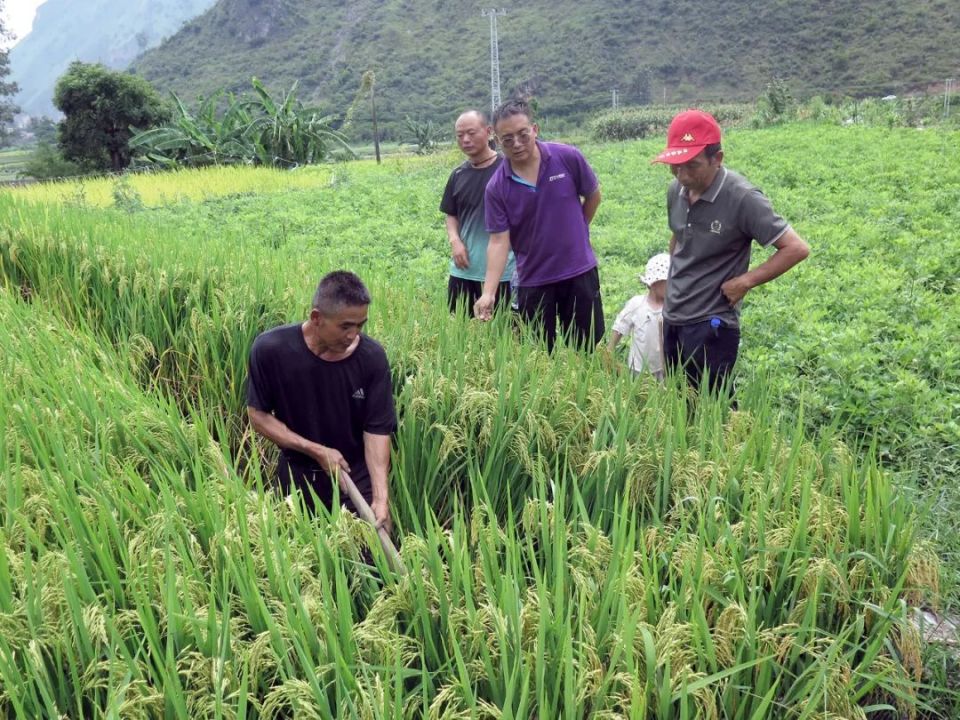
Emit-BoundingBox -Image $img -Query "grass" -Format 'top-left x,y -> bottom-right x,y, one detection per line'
0,121 -> 957,716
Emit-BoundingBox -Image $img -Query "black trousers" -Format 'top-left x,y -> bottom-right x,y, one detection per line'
517,267 -> 604,351
276,455 -> 371,515
663,317 -> 740,393
447,277 -> 511,315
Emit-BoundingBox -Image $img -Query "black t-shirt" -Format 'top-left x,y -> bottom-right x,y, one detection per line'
440,156 -> 506,281
439,156 -> 502,218
246,323 -> 397,483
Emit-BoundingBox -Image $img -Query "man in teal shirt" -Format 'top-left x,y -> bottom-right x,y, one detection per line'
440,109 -> 515,313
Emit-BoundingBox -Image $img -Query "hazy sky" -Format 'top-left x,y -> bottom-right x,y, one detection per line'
3,0 -> 48,47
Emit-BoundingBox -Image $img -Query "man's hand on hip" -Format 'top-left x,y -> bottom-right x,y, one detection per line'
721,275 -> 753,306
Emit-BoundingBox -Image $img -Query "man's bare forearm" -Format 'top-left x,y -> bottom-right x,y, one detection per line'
482,231 -> 512,295
248,406 -> 315,456
247,407 -> 348,474
363,432 -> 391,505
740,229 -> 810,290
445,214 -> 462,243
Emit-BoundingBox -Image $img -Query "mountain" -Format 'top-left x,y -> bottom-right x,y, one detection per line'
131,0 -> 960,139
10,0 -> 218,117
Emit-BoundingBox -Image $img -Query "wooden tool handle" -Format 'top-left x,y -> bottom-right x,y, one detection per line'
337,469 -> 405,575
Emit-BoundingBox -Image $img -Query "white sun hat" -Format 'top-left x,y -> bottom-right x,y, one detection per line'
638,252 -> 671,286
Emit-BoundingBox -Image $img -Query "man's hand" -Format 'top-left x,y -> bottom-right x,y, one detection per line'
474,292 -> 495,321
371,498 -> 392,534
309,443 -> 350,476
721,275 -> 753,306
451,238 -> 469,269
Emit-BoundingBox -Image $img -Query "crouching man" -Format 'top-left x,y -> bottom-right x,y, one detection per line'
246,271 -> 397,529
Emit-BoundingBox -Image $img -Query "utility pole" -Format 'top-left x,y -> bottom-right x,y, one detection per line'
481,8 -> 506,117
612,88 -> 619,110
370,79 -> 381,164
945,78 -> 955,116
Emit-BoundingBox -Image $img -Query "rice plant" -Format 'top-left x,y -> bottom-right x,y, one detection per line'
0,122 -> 955,716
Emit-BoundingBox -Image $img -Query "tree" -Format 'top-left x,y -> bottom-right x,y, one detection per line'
0,1 -> 20,147
53,62 -> 168,172
246,78 -> 352,166
27,116 -> 57,144
129,79 -> 352,169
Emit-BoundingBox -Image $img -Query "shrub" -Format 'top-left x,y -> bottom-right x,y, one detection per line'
591,103 -> 753,141
20,141 -> 84,180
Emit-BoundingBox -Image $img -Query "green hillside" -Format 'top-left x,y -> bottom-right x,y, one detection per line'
133,0 -> 960,138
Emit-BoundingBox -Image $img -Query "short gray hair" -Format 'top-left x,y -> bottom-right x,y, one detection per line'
311,271 -> 371,315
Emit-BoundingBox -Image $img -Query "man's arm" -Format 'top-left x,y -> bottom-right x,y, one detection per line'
582,188 -> 601,225
247,406 -> 350,476
445,214 -> 469,269
473,230 -> 512,320
364,431 -> 391,530
720,228 -> 810,305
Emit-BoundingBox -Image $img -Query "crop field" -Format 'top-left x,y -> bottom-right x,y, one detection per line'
0,148 -> 31,183
0,123 -> 957,717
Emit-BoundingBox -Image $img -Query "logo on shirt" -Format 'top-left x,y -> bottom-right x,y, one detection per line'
549,173 -> 567,182
710,220 -> 723,234
352,388 -> 365,400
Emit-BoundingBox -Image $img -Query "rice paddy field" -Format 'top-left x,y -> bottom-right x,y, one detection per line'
0,122 -> 958,718
0,148 -> 31,184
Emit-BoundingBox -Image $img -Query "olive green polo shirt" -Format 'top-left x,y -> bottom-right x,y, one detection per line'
664,167 -> 789,327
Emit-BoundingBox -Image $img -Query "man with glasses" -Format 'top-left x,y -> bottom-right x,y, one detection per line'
474,99 -> 604,351
652,109 -> 810,392
440,109 -> 515,314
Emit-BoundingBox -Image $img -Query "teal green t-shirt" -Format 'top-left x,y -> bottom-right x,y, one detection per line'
440,156 -> 515,282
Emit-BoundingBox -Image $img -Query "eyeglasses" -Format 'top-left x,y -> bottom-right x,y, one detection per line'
497,128 -> 534,148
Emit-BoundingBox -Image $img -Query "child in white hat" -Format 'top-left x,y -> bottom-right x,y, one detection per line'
607,252 -> 670,380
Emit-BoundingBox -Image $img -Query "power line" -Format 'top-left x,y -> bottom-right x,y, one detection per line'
481,8 -> 506,117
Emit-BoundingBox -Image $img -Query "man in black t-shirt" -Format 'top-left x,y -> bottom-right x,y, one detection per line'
246,271 -> 397,528
440,109 -> 516,313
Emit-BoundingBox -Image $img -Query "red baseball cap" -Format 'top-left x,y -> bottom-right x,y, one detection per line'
652,109 -> 722,164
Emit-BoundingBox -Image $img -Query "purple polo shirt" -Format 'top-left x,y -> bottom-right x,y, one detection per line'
484,141 -> 599,287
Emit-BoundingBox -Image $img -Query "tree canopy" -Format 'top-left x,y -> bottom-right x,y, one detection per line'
0,1 -> 20,147
54,62 -> 168,172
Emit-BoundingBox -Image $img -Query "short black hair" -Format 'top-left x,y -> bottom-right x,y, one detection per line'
312,271 -> 371,314
492,98 -> 533,127
704,143 -> 722,159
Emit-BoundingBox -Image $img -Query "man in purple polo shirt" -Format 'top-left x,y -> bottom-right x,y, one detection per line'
474,99 -> 604,351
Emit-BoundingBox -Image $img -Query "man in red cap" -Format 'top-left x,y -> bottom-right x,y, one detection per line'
653,109 -> 809,392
